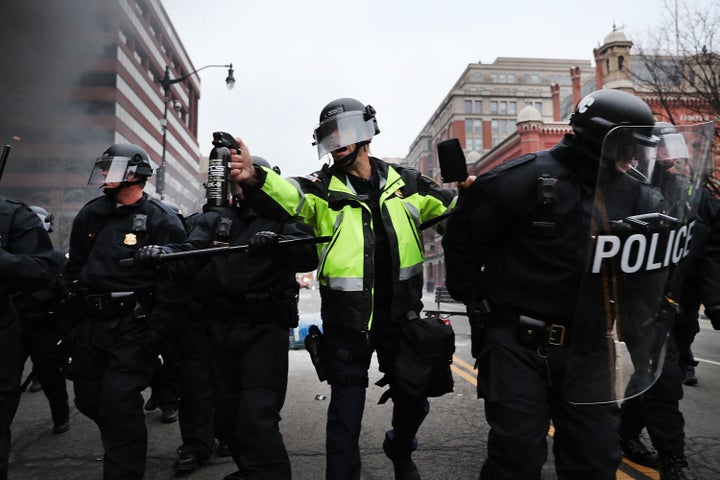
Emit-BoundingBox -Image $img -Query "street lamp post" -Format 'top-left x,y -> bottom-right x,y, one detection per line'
157,63 -> 235,199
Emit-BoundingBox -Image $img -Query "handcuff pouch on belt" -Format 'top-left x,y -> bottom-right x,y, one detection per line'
516,314 -> 566,348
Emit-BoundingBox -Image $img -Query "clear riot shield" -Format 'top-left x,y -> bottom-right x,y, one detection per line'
564,121 -> 715,405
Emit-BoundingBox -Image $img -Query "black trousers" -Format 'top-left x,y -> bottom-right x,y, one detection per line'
20,324 -> 69,425
323,323 -> 429,480
477,326 -> 621,480
147,344 -> 179,412
0,308 -> 21,480
176,318 -> 215,458
71,313 -> 155,480
208,318 -> 290,480
620,332 -> 685,456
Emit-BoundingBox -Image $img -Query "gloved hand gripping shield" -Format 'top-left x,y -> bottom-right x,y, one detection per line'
564,121 -> 715,405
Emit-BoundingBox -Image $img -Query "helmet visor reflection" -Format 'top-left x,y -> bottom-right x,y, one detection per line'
657,133 -> 690,162
313,111 -> 376,159
87,156 -> 132,187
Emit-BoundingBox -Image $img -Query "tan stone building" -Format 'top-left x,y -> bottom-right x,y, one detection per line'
405,56 -> 594,292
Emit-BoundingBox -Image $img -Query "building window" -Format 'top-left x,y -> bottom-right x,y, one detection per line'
499,101 -> 507,115
465,137 -> 483,151
491,119 -> 499,133
465,119 -> 473,134
508,73 -> 516,83
618,55 -> 625,70
491,101 -> 498,114
473,100 -> 482,114
474,119 -> 482,133
508,101 -> 516,115
464,100 -> 472,114
534,101 -> 542,113
490,73 -> 497,83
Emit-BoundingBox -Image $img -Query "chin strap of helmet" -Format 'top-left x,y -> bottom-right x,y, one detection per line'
332,141 -> 369,171
103,178 -> 145,196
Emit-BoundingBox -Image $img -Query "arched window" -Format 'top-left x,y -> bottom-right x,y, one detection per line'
618,55 -> 625,71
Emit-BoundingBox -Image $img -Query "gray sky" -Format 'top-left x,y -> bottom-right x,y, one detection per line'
163,0 -> 678,177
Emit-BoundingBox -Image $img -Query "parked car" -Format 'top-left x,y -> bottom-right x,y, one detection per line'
289,311 -> 322,349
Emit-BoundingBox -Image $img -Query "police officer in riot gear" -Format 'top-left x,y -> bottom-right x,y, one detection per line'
134,153 -> 318,480
617,122 -> 712,480
15,206 -> 70,434
230,98 -> 472,480
64,143 -> 187,480
0,197 -> 58,480
443,89 -> 661,479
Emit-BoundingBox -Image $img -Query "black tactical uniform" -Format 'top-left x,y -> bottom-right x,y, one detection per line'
675,193 -> 720,363
616,122 -> 712,480
64,144 -> 187,480
0,197 -> 57,480
443,90 -> 662,480
140,204 -> 318,480
172,264 -> 217,471
16,247 -> 71,434
170,212 -> 216,473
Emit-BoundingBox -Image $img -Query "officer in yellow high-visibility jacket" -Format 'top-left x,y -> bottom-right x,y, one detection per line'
231,97 -> 473,480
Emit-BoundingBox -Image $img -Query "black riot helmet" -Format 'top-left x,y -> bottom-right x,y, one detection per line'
30,205 -> 54,232
252,155 -> 281,175
312,97 -> 380,160
87,143 -> 154,191
569,89 -> 657,154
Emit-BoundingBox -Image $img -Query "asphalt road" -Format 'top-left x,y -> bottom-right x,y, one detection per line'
8,288 -> 720,479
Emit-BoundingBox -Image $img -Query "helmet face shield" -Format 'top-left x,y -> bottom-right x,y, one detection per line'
657,132 -> 690,163
313,111 -> 377,159
87,156 -> 135,187
602,126 -> 659,183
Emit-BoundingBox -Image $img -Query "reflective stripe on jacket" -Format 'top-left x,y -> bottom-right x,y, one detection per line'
251,158 -> 455,331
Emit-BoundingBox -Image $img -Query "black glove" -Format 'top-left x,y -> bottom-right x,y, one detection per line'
134,245 -> 171,266
248,231 -> 279,256
705,305 -> 720,330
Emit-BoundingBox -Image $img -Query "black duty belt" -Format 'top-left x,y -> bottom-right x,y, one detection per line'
84,292 -> 136,315
487,311 -> 570,347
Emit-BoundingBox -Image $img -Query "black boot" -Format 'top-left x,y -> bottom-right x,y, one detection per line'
659,454 -> 697,480
619,434 -> 659,468
383,434 -> 421,480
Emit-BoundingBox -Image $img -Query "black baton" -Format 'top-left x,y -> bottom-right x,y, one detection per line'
120,235 -> 332,266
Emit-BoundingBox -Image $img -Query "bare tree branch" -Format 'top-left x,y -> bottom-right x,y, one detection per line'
633,0 -> 720,136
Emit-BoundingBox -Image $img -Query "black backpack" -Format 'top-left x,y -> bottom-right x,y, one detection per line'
377,315 -> 455,403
